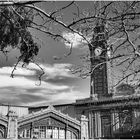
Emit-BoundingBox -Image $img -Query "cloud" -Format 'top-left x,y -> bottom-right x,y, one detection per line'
50,89 -> 85,104
62,32 -> 91,48
0,63 -> 84,106
0,62 -> 75,80
0,75 -> 69,91
27,63 -> 75,80
0,91 -> 47,105
0,65 -> 35,76
0,74 -> 71,105
28,88 -> 85,106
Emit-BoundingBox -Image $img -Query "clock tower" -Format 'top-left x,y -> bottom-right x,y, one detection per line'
90,22 -> 111,99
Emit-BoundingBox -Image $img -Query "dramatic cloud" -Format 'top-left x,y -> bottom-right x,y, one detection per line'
62,32 -> 91,48
0,62 -> 85,106
0,75 -> 69,90
29,88 -> 86,106
0,65 -> 35,76
27,63 -> 75,80
0,91 -> 47,105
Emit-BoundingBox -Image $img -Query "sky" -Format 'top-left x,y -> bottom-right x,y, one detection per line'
0,1 -> 92,106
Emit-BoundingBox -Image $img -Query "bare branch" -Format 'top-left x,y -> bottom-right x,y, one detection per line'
10,57 -> 22,78
32,61 -> 45,86
50,1 -> 74,17
122,20 -> 136,52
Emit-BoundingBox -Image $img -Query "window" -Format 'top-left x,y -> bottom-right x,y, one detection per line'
40,126 -> 46,138
26,129 -> 30,138
67,131 -> 71,139
46,126 -> 52,138
33,126 -> 39,139
59,128 -> 65,139
101,113 -> 111,138
53,127 -> 58,139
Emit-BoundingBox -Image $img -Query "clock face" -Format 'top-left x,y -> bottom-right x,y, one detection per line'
94,47 -> 102,56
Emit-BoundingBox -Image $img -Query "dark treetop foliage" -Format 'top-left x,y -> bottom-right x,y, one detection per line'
0,6 -> 39,65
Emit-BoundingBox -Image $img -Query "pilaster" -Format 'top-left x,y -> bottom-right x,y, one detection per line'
88,112 -> 92,138
113,112 -> 119,131
7,110 -> 18,139
95,111 -> 101,138
81,115 -> 89,139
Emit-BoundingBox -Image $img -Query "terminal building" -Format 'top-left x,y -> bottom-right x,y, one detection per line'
0,23 -> 140,139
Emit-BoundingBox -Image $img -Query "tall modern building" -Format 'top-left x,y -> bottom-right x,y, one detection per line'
0,23 -> 140,139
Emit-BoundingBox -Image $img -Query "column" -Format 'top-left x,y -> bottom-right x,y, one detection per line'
95,111 -> 101,138
111,111 -> 115,137
89,111 -> 95,139
132,109 -> 138,128
7,110 -> 18,139
89,112 -> 92,138
81,115 -> 89,139
112,112 -> 119,131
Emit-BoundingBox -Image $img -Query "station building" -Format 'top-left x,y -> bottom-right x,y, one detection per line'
0,23 -> 140,139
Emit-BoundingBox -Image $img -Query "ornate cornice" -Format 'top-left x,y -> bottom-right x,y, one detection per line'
75,95 -> 140,111
75,95 -> 140,105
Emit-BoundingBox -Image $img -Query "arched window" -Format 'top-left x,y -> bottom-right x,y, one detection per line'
0,124 -> 6,138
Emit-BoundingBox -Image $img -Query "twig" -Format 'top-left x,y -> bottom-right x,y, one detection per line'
10,57 -> 22,78
114,69 -> 140,87
122,20 -> 136,52
64,43 -> 73,57
31,60 -> 45,86
50,1 -> 74,17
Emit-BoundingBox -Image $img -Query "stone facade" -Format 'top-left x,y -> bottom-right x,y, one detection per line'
0,96 -> 140,139
0,105 -> 83,139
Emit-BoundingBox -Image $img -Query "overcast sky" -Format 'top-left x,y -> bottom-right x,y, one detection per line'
0,1 -> 92,106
